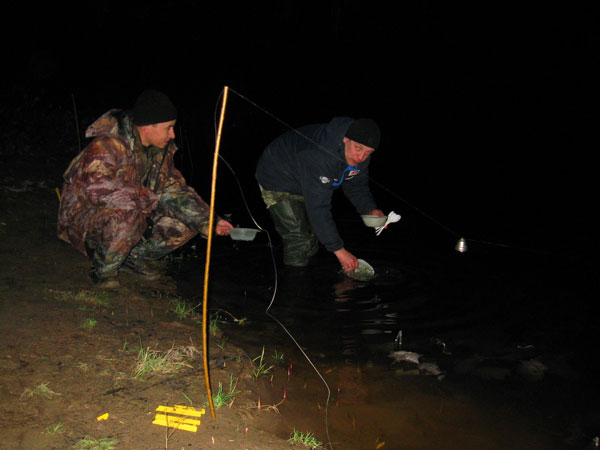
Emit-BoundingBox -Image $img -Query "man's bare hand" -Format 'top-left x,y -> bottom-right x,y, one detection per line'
369,209 -> 385,217
334,248 -> 359,273
215,219 -> 234,236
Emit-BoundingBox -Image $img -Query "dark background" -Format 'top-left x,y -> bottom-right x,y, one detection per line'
2,4 -> 599,445
4,1 -> 599,260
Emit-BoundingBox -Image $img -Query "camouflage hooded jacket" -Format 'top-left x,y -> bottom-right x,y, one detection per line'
57,109 -> 213,255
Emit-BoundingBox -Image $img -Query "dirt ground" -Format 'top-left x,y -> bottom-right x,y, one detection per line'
2,89 -> 597,450
0,181 -> 312,450
0,91 -> 306,449
2,183 -> 581,450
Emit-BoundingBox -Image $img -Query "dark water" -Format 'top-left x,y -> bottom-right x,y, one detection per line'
172,211 -> 599,447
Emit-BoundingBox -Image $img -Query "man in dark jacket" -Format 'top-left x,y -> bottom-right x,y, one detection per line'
255,117 -> 384,272
58,90 -> 233,289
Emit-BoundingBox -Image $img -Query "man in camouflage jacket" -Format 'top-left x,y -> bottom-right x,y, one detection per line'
57,90 -> 232,288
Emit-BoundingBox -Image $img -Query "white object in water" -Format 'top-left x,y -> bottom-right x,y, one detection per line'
229,228 -> 260,241
346,258 -> 375,281
388,350 -> 421,365
419,362 -> 444,376
375,211 -> 401,236
389,352 -> 446,379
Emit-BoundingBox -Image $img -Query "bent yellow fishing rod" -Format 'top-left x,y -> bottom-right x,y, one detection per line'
202,86 -> 229,419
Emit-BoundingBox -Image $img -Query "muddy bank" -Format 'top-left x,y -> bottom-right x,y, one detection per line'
0,184 -> 580,449
0,186 -> 305,449
2,88 -> 598,450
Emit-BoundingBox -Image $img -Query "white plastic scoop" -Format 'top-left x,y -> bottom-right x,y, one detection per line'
375,211 -> 401,236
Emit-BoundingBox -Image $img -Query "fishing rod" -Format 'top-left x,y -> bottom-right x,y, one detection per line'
210,87 -> 336,450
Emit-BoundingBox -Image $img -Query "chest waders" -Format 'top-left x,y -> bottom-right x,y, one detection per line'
259,187 -> 319,267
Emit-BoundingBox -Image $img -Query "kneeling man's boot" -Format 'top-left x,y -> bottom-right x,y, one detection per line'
89,270 -> 120,290
123,258 -> 166,281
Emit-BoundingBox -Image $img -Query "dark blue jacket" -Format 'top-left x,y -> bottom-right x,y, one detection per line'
255,117 -> 377,252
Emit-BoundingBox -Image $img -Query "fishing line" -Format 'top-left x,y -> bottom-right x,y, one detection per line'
212,88 -> 335,450
226,89 -> 465,238
227,88 -> 567,257
205,86 -> 554,447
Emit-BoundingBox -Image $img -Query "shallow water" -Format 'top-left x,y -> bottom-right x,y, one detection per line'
175,220 -> 599,449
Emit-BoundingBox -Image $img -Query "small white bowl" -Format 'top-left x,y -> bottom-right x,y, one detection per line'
361,215 -> 387,228
229,228 -> 260,241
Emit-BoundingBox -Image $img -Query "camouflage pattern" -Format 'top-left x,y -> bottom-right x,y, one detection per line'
258,184 -> 305,207
57,109 -> 217,278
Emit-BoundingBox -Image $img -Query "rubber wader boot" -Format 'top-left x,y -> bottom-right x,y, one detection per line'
268,197 -> 319,267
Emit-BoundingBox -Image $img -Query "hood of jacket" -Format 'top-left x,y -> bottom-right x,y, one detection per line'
85,108 -> 136,150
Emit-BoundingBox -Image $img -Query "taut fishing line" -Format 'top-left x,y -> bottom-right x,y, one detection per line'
220,88 -> 560,257
223,89 -> 464,245
210,88 -> 335,450
203,85 -> 553,448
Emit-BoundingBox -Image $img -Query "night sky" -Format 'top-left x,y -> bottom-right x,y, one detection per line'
6,2 -> 599,258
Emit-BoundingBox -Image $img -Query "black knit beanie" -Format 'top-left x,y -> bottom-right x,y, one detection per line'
132,90 -> 178,126
345,118 -> 381,149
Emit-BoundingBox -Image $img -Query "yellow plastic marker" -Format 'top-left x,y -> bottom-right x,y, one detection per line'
97,413 -> 109,421
155,405 -> 206,418
152,405 -> 205,433
153,414 -> 201,432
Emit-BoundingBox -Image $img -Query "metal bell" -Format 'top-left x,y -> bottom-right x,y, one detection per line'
455,237 -> 468,253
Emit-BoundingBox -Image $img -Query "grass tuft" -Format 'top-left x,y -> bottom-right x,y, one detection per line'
251,346 -> 274,380
168,297 -> 198,320
209,374 -> 240,409
43,422 -> 64,435
132,346 -> 194,380
53,289 -> 110,307
79,318 -> 97,329
271,349 -> 285,365
288,429 -> 323,448
72,436 -> 118,450
209,313 -> 221,336
20,383 -> 60,400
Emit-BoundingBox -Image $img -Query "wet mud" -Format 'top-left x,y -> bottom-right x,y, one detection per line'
174,221 -> 599,450
2,89 -> 598,449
